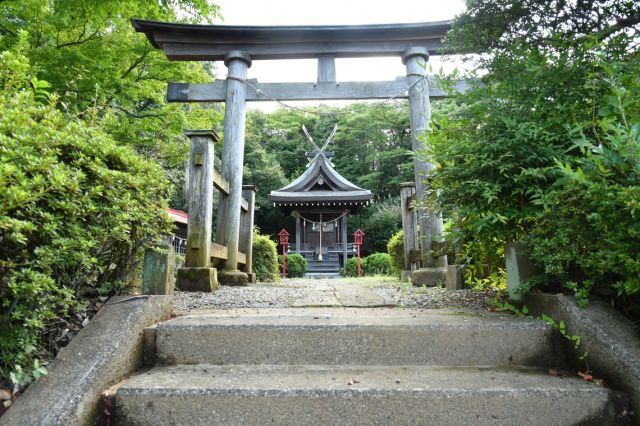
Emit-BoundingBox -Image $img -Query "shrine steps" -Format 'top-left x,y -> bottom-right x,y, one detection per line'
304,255 -> 341,276
111,308 -> 617,425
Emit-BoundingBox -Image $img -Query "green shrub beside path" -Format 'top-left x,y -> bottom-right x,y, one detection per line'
0,43 -> 171,388
252,232 -> 279,282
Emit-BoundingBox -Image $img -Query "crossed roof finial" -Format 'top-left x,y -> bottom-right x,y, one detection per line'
302,124 -> 338,166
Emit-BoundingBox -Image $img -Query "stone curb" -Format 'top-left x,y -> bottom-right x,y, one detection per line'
524,293 -> 640,425
0,295 -> 173,426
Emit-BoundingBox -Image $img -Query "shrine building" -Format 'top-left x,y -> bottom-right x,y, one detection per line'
269,148 -> 373,275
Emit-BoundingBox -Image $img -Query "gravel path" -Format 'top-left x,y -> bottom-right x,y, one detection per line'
173,277 -> 495,314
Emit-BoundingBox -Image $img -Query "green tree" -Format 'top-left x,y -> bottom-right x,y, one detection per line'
243,111 -> 290,236
334,102 -> 413,199
0,0 -> 222,209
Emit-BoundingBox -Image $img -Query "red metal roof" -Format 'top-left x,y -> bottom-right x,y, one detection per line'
167,208 -> 188,225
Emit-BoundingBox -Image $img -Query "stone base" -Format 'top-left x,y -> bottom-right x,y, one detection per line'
177,267 -> 218,292
246,272 -> 257,284
411,267 -> 448,287
401,270 -> 413,282
142,243 -> 176,295
446,265 -> 464,290
505,241 -> 542,302
218,270 -> 249,286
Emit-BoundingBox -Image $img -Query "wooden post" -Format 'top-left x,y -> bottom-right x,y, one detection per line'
240,185 -> 257,282
400,183 -> 419,281
216,51 -> 251,285
402,46 -> 447,269
177,130 -> 218,291
294,211 -> 301,254
318,213 -> 323,261
185,131 -> 216,267
341,210 -> 348,269
317,55 -> 336,83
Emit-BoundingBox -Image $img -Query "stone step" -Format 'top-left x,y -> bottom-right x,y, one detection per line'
306,259 -> 340,265
306,260 -> 340,266
114,364 -> 614,426
305,260 -> 339,266
306,266 -> 340,272
154,308 -> 561,367
303,272 -> 341,278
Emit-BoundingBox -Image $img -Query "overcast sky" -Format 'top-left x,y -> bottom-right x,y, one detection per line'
209,0 -> 467,110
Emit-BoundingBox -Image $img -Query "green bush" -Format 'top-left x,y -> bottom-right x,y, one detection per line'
341,257 -> 367,277
387,230 -> 404,276
278,253 -> 308,278
527,63 -> 640,305
252,232 -> 279,282
0,42 -> 171,387
427,7 -> 640,314
363,253 -> 394,276
342,253 -> 394,277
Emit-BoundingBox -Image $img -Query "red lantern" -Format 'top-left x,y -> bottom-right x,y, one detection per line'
352,229 -> 365,277
278,228 -> 290,245
353,229 -> 365,246
278,229 -> 290,277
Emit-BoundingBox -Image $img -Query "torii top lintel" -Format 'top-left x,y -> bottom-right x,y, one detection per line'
131,19 -> 450,61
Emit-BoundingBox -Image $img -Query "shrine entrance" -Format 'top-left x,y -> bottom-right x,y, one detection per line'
132,19 -> 465,286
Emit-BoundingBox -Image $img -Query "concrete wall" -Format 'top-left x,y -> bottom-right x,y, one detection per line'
524,293 -> 640,424
0,295 -> 173,426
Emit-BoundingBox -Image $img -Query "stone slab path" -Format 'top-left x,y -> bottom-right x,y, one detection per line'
290,279 -> 389,308
173,277 -> 494,314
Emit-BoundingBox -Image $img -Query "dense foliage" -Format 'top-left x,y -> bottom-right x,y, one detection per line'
527,62 -> 640,304
0,0 -> 217,388
387,230 -> 405,277
0,42 -> 171,387
279,254 -> 308,278
426,0 -> 640,308
0,0 -> 220,210
252,232 -> 279,282
349,197 -> 402,255
363,253 -> 394,276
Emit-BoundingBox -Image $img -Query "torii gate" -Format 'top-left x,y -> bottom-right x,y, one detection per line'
132,19 -> 467,287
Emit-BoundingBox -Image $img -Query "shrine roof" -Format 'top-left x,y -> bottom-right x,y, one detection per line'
131,19 -> 451,60
269,153 -> 373,206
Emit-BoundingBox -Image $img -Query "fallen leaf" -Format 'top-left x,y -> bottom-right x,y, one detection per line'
548,368 -> 567,378
578,371 -> 593,381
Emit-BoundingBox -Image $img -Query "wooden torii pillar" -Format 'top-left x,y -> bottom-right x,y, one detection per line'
132,19 -> 469,286
214,51 -> 252,285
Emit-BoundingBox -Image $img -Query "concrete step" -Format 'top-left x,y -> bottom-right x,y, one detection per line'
114,364 -> 615,425
154,308 -> 561,367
